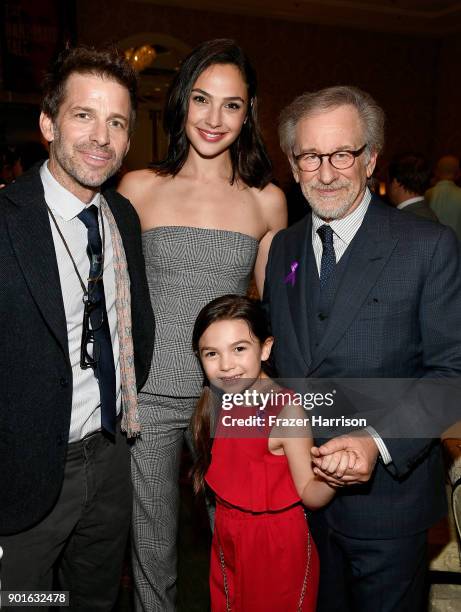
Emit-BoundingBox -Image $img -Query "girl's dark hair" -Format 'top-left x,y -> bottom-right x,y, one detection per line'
190,294 -> 274,494
153,38 -> 272,189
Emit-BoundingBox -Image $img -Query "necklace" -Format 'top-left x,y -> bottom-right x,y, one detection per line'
46,203 -> 105,302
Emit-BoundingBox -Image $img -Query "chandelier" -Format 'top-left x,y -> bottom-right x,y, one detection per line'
124,45 -> 157,72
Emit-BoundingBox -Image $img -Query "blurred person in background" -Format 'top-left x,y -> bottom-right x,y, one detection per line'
12,140 -> 49,178
387,152 -> 437,220
426,154 -> 461,239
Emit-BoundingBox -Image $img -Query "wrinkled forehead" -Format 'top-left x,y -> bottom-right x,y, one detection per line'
294,104 -> 365,151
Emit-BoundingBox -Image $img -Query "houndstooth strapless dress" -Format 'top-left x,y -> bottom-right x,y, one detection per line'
141,226 -> 258,397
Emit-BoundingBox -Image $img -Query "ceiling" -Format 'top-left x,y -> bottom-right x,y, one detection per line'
133,0 -> 461,35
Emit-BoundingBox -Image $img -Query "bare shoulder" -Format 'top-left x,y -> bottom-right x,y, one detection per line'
254,181 -> 286,208
118,169 -> 166,200
270,402 -> 313,446
251,182 -> 287,230
117,170 -> 175,224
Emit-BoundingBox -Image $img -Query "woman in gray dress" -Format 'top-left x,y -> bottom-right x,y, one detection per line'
118,38 -> 286,611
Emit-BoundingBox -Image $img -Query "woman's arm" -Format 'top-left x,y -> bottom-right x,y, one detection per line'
253,184 -> 287,297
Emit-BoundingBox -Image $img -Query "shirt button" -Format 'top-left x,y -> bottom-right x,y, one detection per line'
318,312 -> 328,321
59,377 -> 69,388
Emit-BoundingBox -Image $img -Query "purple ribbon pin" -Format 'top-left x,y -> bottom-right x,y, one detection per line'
284,261 -> 299,287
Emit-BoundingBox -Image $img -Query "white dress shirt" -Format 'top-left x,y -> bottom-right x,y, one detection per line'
311,188 -> 371,272
310,188 -> 392,464
40,162 -> 121,442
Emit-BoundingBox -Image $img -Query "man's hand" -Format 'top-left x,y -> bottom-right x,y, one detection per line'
311,431 -> 379,486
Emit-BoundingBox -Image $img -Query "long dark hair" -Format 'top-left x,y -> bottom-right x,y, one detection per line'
190,294 -> 274,494
153,39 -> 272,188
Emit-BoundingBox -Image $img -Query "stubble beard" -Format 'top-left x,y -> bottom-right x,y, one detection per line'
51,127 -> 123,190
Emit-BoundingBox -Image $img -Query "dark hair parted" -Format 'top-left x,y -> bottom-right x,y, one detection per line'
41,46 -> 139,132
192,294 -> 273,359
388,152 -> 431,195
153,39 -> 272,189
190,294 -> 274,494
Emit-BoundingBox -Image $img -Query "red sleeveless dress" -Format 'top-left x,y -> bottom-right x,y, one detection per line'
205,397 -> 319,611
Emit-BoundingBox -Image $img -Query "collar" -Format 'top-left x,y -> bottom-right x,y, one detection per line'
397,196 -> 424,210
312,187 -> 371,245
40,161 -> 100,221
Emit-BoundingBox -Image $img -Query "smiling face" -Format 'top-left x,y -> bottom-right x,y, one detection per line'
185,63 -> 248,159
198,318 -> 273,392
292,105 -> 377,220
39,72 -> 131,202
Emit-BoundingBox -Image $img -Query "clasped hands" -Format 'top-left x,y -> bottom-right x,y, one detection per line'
311,431 -> 379,487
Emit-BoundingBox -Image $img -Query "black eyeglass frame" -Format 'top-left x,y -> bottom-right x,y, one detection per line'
80,297 -> 104,370
293,143 -> 368,171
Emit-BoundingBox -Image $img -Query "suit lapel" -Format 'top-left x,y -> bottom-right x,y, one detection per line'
307,199 -> 398,375
283,215 -> 312,369
4,169 -> 69,357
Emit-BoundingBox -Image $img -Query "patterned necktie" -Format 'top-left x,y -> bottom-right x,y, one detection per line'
317,224 -> 336,290
78,205 -> 116,434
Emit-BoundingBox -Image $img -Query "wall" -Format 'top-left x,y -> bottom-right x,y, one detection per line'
77,1 -> 441,186
433,35 -> 461,161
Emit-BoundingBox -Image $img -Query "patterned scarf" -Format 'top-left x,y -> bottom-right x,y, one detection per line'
101,196 -> 140,437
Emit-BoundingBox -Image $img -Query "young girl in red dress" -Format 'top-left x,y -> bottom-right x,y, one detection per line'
191,294 -> 356,612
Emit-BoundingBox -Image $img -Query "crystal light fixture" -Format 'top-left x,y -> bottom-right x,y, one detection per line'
124,45 -> 157,72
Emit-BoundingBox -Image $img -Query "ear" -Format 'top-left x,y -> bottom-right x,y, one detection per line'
39,112 -> 55,143
289,159 -> 300,184
365,149 -> 378,178
261,336 -> 274,362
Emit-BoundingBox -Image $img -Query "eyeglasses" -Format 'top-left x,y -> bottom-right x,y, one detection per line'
80,297 -> 104,370
293,143 -> 367,172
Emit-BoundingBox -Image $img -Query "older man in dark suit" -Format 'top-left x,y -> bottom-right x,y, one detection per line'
264,86 -> 461,612
0,47 -> 154,609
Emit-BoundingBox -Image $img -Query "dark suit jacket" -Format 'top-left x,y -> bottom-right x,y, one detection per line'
264,196 -> 461,538
0,165 -> 155,535
401,198 -> 438,221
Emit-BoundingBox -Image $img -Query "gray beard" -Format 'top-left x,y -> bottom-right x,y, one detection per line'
301,187 -> 357,220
